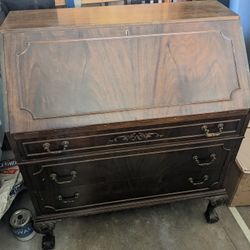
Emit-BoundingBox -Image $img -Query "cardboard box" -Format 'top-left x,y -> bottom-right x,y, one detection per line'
229,128 -> 250,206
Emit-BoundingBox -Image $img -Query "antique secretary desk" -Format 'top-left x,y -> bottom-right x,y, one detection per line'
1,1 -> 250,248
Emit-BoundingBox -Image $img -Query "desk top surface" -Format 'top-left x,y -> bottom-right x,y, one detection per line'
1,1 -> 237,31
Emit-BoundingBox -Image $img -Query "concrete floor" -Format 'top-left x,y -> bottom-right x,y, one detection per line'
0,191 -> 250,250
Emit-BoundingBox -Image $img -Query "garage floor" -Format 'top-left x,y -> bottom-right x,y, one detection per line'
0,191 -> 250,250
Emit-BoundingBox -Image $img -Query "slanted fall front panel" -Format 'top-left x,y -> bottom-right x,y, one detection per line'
3,18 -> 250,133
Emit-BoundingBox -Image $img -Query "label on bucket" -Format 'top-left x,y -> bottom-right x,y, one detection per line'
11,223 -> 35,241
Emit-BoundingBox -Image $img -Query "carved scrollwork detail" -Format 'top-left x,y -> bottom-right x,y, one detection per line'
109,132 -> 164,144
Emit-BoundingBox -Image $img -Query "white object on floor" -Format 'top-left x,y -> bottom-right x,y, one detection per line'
0,162 -> 24,219
229,207 -> 250,243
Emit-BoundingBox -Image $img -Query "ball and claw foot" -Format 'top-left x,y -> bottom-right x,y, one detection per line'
204,197 -> 227,224
42,233 -> 55,250
34,221 -> 56,250
204,201 -> 219,223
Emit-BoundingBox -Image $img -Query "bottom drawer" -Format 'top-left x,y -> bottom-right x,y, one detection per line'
25,140 -> 236,213
38,170 -> 220,214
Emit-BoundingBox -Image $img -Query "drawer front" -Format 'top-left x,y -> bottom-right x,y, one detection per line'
26,141 -> 235,213
37,171 -> 218,214
18,117 -> 242,160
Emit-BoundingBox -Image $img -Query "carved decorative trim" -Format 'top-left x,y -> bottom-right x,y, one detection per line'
219,31 -> 241,100
109,132 -> 164,144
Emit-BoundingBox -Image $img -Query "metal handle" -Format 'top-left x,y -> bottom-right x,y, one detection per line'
201,123 -> 224,138
193,153 -> 216,167
43,141 -> 69,154
50,170 -> 77,185
188,175 -> 209,186
57,192 -> 79,204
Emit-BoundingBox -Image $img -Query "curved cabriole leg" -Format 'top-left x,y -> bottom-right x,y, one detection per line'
204,196 -> 227,224
34,221 -> 56,250
204,200 -> 219,223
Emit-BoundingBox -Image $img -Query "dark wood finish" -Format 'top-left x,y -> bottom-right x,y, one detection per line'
34,189 -> 227,222
224,161 -> 242,205
24,140 -> 237,214
17,116 -> 244,160
2,2 -> 250,134
1,1 -> 250,236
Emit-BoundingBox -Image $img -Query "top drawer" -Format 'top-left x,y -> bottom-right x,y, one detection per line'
16,117 -> 243,160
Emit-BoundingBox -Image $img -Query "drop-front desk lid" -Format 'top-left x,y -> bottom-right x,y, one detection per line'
1,1 -> 250,134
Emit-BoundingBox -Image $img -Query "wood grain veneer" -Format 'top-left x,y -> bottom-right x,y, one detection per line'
2,2 -> 250,134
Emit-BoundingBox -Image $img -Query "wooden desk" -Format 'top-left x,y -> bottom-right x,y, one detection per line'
1,1 -> 250,247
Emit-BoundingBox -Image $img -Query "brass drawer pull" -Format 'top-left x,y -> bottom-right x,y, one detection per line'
188,175 -> 209,186
50,170 -> 77,185
57,192 -> 79,204
201,123 -> 224,138
43,141 -> 69,154
193,153 -> 216,167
